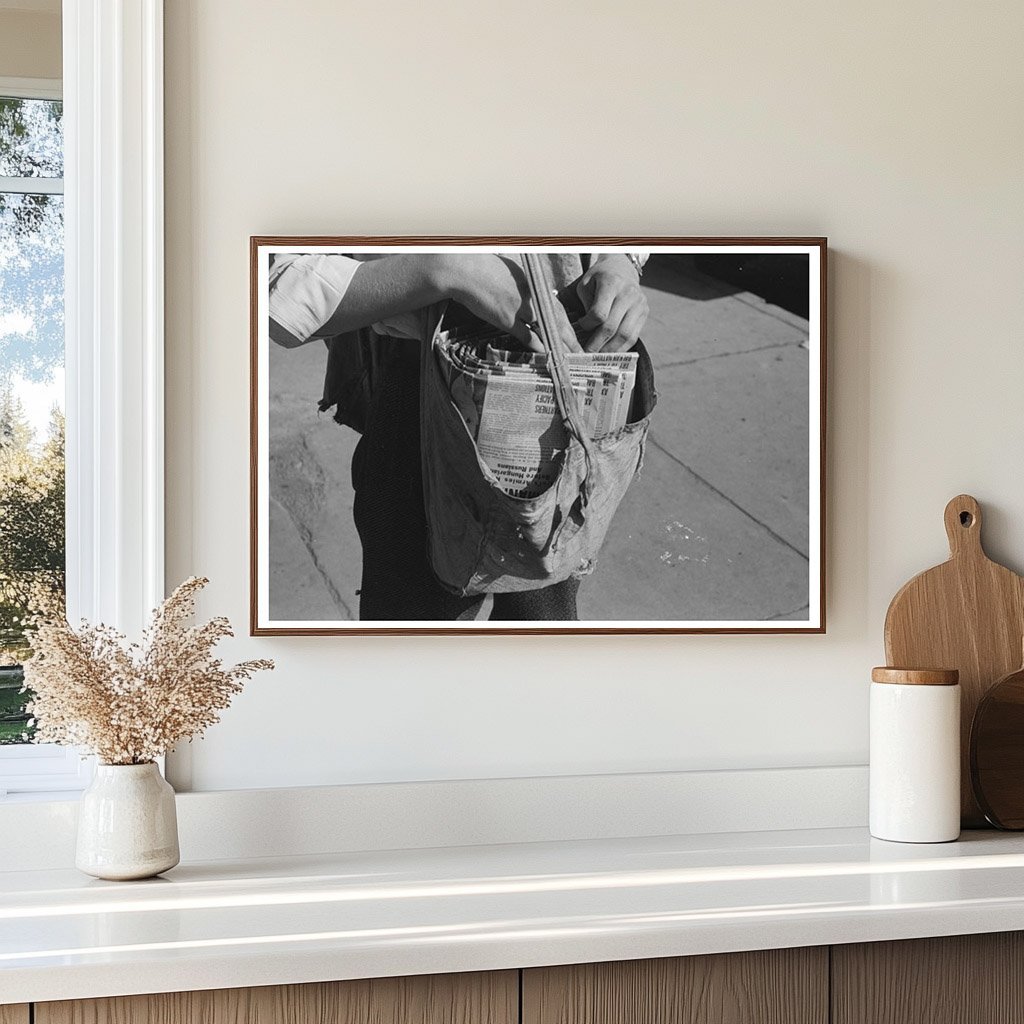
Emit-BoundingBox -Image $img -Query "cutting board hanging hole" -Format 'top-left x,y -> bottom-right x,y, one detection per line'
944,494 -> 983,556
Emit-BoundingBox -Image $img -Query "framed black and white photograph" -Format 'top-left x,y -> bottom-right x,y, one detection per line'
251,237 -> 826,635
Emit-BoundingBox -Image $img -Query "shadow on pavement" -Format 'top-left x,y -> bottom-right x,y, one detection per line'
645,253 -> 811,320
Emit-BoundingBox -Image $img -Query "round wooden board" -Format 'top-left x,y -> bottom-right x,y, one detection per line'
971,662 -> 1024,829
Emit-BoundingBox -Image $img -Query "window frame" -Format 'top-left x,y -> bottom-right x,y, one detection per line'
0,75 -> 76,795
0,0 -> 165,800
0,76 -> 61,101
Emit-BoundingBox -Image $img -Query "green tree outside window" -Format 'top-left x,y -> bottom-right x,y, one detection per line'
0,94 -> 65,743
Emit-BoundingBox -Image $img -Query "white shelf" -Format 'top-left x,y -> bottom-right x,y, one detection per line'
4,826 -> 1024,1004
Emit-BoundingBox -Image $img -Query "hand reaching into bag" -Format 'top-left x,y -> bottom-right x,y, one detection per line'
576,254 -> 650,353
438,254 -> 581,354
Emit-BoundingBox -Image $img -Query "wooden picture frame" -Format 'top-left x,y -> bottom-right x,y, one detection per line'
251,237 -> 827,635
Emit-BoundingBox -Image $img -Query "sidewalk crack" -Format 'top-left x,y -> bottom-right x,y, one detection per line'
768,603 -> 811,621
648,436 -> 809,563
657,339 -> 804,372
271,493 -> 354,620
270,430 -> 354,619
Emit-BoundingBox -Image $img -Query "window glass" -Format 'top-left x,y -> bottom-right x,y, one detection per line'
0,96 -> 65,745
0,97 -> 63,178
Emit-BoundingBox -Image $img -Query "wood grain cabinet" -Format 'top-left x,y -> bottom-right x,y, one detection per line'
832,933 -> 1024,1024
17,933 -> 1024,1024
34,971 -> 517,1024
522,948 -> 828,1024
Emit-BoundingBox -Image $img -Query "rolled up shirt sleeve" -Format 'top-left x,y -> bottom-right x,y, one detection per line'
587,251 -> 650,272
269,254 -> 363,343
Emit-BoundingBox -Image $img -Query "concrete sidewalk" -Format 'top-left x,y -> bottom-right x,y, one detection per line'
578,257 -> 810,622
267,257 -> 811,623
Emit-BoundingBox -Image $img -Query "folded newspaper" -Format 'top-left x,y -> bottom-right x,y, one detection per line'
437,323 -> 639,499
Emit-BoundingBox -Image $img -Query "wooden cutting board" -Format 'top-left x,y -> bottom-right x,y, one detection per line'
884,494 -> 1024,827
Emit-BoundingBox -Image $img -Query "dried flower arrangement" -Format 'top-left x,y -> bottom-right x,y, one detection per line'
22,577 -> 273,765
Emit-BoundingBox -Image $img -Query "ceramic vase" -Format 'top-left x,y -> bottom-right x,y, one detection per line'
76,762 -> 180,880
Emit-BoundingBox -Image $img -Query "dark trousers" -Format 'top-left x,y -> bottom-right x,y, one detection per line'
351,341 -> 579,621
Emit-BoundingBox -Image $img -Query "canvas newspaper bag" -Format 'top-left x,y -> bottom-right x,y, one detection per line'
421,252 -> 658,596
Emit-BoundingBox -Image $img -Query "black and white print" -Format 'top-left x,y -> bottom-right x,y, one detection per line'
252,240 -> 824,634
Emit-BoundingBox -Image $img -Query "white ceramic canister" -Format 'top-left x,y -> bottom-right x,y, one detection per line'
870,667 -> 961,843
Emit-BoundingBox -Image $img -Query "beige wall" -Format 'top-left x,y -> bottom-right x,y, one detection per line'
0,9 -> 60,81
164,0 -> 1024,790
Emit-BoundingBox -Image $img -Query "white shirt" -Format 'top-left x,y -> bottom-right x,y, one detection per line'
269,253 -> 423,342
268,252 -> 650,344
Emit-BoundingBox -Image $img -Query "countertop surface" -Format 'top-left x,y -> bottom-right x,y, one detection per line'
5,826 -> 1024,1004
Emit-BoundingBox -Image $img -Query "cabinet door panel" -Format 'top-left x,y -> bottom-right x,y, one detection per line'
832,933 -> 1024,1024
36,971 -> 517,1024
0,1007 -> 29,1024
523,949 -> 827,1024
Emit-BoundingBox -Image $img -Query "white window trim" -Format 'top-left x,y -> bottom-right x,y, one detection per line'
0,1 -> 165,798
0,744 -> 93,800
0,175 -> 63,195
0,76 -> 61,100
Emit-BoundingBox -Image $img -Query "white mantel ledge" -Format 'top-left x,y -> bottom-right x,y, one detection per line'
4,826 -> 1024,1004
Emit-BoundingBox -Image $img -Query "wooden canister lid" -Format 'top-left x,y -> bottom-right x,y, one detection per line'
871,667 -> 959,686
